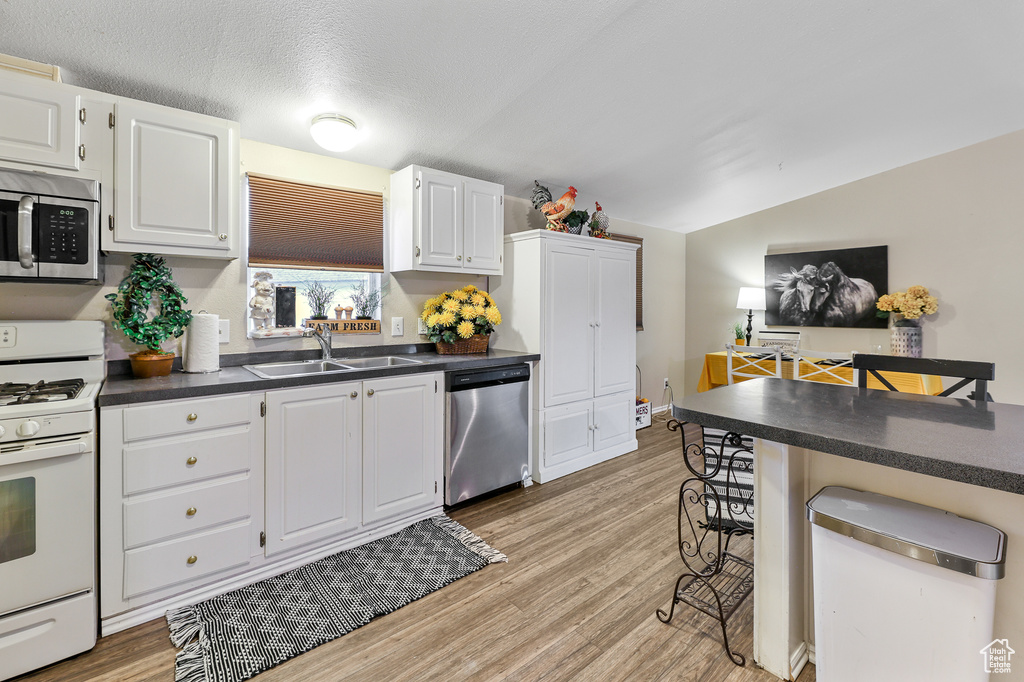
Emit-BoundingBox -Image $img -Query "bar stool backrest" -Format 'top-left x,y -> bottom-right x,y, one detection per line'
852,354 -> 995,401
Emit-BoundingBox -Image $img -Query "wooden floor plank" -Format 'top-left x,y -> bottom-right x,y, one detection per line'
17,419 -> 814,682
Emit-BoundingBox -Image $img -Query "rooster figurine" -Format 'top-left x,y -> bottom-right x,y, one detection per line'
589,202 -> 611,238
531,181 -> 552,211
540,186 -> 578,232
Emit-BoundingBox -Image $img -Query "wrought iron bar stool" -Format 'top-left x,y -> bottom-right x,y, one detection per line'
658,420 -> 755,666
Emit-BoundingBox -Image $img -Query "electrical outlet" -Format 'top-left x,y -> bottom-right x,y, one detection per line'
417,318 -> 428,335
391,317 -> 404,336
219,319 -> 230,344
663,377 -> 669,388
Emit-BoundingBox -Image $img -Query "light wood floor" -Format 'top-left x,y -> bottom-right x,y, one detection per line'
19,417 -> 814,682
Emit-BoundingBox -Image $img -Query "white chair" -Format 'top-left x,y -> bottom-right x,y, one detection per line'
792,349 -> 855,386
725,343 -> 783,385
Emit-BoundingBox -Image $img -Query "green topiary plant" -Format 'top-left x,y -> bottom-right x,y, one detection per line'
105,253 -> 192,353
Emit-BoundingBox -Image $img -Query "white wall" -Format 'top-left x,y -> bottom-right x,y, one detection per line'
685,128 -> 1024,405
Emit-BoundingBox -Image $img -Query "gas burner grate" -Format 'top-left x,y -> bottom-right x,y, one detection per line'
0,379 -> 85,405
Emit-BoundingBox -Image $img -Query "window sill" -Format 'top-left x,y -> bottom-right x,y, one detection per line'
249,327 -> 308,340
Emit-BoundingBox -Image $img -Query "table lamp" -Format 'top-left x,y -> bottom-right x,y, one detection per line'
736,287 -> 766,346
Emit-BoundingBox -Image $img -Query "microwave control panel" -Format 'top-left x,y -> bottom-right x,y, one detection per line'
36,205 -> 90,264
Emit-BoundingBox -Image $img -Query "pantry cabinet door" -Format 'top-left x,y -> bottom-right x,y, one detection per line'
264,382 -> 362,556
362,373 -> 441,525
0,74 -> 81,171
417,168 -> 463,269
542,243 -> 595,407
462,178 -> 503,274
113,99 -> 238,258
593,247 -> 636,397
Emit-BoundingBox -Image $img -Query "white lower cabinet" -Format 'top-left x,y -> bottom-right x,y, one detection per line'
100,372 -> 444,634
264,381 -> 362,556
538,391 -> 635,481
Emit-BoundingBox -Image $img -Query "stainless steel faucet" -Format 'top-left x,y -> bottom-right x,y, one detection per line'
305,326 -> 332,360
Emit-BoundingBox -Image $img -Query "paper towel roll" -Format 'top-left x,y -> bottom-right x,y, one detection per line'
184,313 -> 220,373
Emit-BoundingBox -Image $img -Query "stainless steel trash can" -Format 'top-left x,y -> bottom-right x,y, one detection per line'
807,486 -> 1006,682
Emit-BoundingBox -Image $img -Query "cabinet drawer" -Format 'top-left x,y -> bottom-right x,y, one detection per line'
123,522 -> 250,599
123,477 -> 250,549
123,427 -> 251,494
123,394 -> 250,442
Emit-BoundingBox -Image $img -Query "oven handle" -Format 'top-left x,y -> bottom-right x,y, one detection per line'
1,439 -> 87,467
18,195 -> 35,269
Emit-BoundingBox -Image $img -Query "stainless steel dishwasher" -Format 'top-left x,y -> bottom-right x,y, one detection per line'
445,363 -> 530,505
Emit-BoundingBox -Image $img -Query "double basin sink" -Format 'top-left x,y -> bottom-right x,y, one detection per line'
244,355 -> 423,379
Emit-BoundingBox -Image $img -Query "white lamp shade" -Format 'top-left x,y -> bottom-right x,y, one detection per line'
310,114 -> 359,152
736,287 -> 766,311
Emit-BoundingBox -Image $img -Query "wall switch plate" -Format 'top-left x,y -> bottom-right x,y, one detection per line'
417,318 -> 428,335
391,317 -> 404,336
219,319 -> 230,344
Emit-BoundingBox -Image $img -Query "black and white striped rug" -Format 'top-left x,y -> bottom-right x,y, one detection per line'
166,515 -> 506,682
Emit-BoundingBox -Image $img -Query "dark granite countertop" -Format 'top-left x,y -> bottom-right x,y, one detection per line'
672,378 -> 1024,495
100,347 -> 540,407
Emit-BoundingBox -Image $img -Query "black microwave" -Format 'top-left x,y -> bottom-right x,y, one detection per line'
0,167 -> 101,283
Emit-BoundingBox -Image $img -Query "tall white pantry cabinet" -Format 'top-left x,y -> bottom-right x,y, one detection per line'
491,230 -> 639,483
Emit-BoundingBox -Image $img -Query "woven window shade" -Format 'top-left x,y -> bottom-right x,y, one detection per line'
247,173 -> 384,272
608,233 -> 644,331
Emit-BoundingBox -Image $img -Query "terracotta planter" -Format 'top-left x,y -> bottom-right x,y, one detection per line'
129,350 -> 175,378
734,338 -> 745,346
435,334 -> 490,355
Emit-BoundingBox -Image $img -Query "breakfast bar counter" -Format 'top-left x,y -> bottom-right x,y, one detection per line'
672,379 -> 1024,679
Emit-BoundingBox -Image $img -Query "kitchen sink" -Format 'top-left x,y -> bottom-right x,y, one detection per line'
336,356 -> 424,368
243,360 -> 354,379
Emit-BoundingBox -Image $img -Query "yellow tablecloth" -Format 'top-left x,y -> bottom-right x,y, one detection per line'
697,351 -> 944,395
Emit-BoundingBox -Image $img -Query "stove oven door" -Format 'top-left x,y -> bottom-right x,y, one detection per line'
0,434 -> 94,616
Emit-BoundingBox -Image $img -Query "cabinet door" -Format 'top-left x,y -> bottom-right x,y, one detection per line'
362,373 -> 440,525
593,248 -> 636,396
417,168 -> 463,269
542,243 -> 595,407
541,402 -> 593,468
463,178 -> 503,274
0,74 -> 81,170
593,392 -> 635,452
264,383 -> 361,556
113,100 -> 238,257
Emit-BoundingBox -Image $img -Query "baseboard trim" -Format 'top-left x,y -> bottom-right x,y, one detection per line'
100,506 -> 442,637
791,641 -> 810,679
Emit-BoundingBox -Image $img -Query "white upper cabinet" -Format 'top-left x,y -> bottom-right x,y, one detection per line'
390,165 -> 503,275
112,100 -> 239,258
0,73 -> 81,171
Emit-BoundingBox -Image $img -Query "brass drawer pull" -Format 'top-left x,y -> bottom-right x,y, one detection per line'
367,389 -> 374,396
186,555 -> 198,565
186,456 -> 198,465
350,391 -> 358,398
186,413 -> 198,423
186,507 -> 197,517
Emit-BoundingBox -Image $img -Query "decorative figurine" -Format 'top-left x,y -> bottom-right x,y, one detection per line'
588,201 -> 611,238
531,180 -> 553,210
249,271 -> 275,330
540,185 -> 578,231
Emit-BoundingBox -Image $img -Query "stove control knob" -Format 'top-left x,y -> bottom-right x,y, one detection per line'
0,425 -> 5,438
17,420 -> 41,438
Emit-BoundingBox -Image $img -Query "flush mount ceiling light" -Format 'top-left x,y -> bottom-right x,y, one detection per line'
310,113 -> 359,152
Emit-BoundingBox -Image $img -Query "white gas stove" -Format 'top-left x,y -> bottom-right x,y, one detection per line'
0,320 -> 104,681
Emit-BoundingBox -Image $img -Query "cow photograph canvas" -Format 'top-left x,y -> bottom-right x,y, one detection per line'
764,245 -> 888,328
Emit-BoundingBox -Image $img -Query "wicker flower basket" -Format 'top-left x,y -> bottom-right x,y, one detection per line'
435,334 -> 490,355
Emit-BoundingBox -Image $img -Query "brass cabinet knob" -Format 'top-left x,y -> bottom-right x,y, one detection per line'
186,507 -> 197,517
186,413 -> 198,423
186,456 -> 198,465
467,256 -> 472,262
367,389 -> 374,396
186,555 -> 198,565
350,391 -> 358,398
218,233 -> 228,241
457,255 -> 462,261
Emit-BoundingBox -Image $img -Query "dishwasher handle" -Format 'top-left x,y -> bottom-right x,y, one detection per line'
446,363 -> 531,392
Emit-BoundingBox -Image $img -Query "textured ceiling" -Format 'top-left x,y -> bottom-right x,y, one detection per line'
4,1 -> 1024,232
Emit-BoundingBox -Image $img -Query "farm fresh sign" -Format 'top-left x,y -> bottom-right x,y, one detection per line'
304,319 -> 381,334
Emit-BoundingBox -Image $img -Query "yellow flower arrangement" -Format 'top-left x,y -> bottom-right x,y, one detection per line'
421,285 -> 502,344
876,285 -> 938,326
